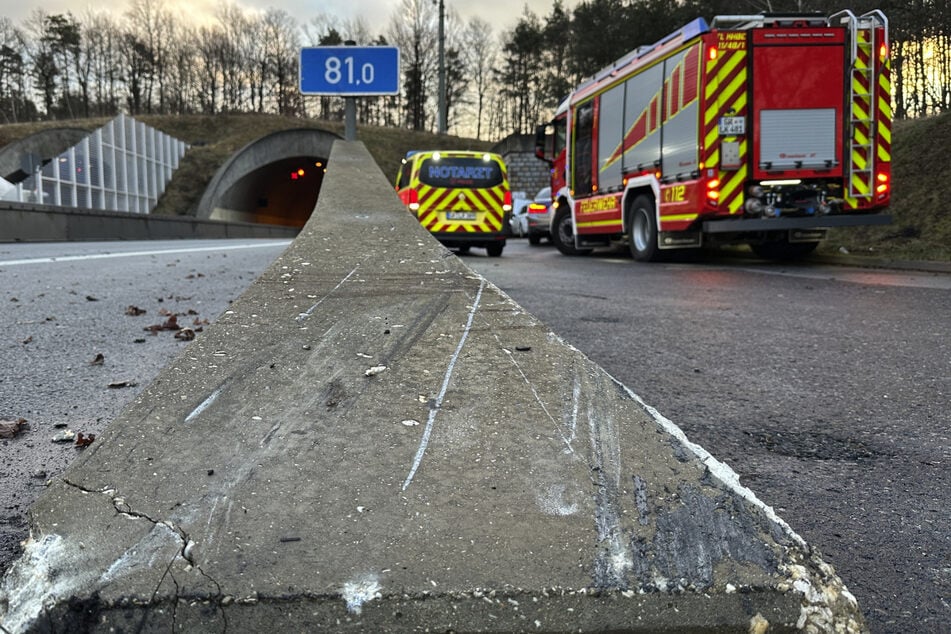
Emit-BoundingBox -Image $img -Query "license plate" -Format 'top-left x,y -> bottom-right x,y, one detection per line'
719,116 -> 746,135
446,211 -> 476,221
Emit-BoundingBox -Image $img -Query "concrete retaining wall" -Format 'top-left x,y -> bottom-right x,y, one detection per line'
0,141 -> 866,633
0,202 -> 298,242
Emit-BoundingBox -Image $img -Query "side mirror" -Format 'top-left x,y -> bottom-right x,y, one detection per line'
534,124 -> 553,164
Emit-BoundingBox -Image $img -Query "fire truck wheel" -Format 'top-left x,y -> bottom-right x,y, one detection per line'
750,240 -> 819,260
628,195 -> 660,262
551,204 -> 592,256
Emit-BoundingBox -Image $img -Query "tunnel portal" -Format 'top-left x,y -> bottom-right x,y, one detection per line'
198,128 -> 340,228
213,156 -> 327,228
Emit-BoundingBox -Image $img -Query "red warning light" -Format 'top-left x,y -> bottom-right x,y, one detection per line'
291,168 -> 305,180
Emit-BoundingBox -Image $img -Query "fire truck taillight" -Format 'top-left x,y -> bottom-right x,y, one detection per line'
408,188 -> 420,211
879,43 -> 888,61
876,172 -> 889,196
503,190 -> 513,212
706,179 -> 720,204
708,46 -> 718,61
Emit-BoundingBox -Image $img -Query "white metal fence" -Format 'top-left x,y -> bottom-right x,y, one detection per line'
2,114 -> 188,214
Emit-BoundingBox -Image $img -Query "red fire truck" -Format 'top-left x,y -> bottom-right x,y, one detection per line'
535,10 -> 892,260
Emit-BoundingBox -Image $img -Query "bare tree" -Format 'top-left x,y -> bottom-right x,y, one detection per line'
263,9 -> 301,116
462,17 -> 495,139
0,17 -> 32,122
388,0 -> 438,131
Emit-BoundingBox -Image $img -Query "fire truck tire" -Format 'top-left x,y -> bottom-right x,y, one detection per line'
551,204 -> 592,256
750,240 -> 819,260
486,243 -> 504,257
628,195 -> 660,262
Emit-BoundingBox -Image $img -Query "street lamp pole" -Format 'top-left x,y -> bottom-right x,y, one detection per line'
437,0 -> 447,134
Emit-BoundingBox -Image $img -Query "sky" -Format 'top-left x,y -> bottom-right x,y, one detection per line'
6,0 -> 576,35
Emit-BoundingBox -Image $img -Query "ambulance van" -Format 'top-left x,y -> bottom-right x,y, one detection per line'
395,150 -> 512,257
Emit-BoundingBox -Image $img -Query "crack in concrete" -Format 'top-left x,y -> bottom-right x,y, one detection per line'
60,478 -> 227,630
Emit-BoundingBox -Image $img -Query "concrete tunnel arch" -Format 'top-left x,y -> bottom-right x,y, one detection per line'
197,128 -> 341,228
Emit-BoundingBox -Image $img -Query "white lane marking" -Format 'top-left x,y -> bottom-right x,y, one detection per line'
0,241 -> 292,267
297,264 -> 360,323
402,279 -> 485,491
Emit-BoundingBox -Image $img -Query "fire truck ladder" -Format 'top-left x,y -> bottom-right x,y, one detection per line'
835,10 -> 888,200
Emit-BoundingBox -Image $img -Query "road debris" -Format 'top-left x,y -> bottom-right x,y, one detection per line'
0,418 -> 27,439
107,380 -> 137,389
52,429 -> 75,443
75,433 -> 96,447
144,314 -> 181,334
89,353 -> 105,365
125,305 -> 146,316
364,365 -> 387,377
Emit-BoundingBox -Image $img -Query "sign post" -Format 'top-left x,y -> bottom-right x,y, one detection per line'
300,45 -> 401,141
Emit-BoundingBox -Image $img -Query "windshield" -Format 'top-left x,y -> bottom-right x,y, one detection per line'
418,157 -> 504,188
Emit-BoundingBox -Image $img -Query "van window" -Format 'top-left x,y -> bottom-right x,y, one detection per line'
418,157 -> 503,189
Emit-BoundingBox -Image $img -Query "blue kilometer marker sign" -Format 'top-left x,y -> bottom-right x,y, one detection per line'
299,46 -> 400,96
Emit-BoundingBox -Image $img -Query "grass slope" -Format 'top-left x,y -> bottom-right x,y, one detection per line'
1,112 -> 946,262
819,110 -> 951,262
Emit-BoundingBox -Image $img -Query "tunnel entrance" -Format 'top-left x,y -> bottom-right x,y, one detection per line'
211,156 -> 327,228
197,127 -> 341,228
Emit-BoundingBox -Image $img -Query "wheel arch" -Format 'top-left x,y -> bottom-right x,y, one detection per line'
621,175 -> 661,235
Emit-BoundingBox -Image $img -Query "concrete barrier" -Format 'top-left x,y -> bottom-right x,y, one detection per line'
0,142 -> 866,633
0,202 -> 298,242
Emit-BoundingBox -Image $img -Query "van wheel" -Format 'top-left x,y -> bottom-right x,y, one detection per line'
486,243 -> 504,257
551,204 -> 592,256
628,195 -> 660,262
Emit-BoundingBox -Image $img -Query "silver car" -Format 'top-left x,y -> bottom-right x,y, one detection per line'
523,186 -> 552,245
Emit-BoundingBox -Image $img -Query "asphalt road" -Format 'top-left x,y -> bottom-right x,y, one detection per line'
0,239 -> 291,577
1,237 -> 948,633
466,240 -> 950,634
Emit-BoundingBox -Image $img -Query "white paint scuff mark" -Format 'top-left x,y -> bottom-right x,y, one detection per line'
586,400 -> 631,586
0,534 -> 97,633
494,333 -> 578,458
296,264 -> 360,323
341,575 -> 382,614
617,380 -> 808,549
402,279 -> 485,491
536,483 -> 579,516
184,387 -> 222,424
98,522 -> 182,585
